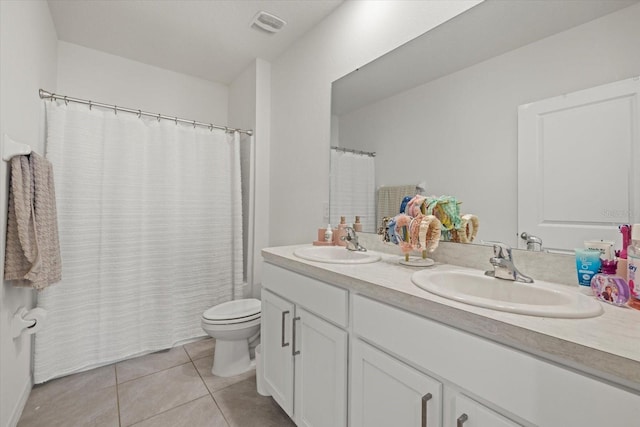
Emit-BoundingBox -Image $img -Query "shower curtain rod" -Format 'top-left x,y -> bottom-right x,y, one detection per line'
331,146 -> 376,157
39,89 -> 253,136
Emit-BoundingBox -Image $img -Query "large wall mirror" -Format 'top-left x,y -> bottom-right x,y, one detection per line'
330,0 -> 640,251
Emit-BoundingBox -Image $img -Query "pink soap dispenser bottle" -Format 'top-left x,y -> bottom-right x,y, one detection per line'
616,224 -> 630,281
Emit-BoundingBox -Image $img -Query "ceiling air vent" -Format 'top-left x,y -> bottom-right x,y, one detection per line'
251,11 -> 286,34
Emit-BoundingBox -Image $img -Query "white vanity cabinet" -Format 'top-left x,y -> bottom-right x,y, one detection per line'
261,264 -> 348,427
353,294 -> 639,427
351,339 -> 443,427
261,257 -> 640,427
452,394 -> 519,427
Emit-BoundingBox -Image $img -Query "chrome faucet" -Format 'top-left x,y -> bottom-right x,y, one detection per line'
484,242 -> 533,283
341,226 -> 367,252
520,232 -> 543,252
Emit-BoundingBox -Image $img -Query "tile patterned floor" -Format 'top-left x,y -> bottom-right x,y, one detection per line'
18,338 -> 295,427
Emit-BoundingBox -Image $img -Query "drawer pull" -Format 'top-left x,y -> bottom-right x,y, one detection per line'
292,316 -> 301,356
281,310 -> 290,347
421,393 -> 432,427
457,414 -> 468,427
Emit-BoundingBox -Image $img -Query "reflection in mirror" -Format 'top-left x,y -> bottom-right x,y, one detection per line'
329,146 -> 376,233
330,0 -> 640,250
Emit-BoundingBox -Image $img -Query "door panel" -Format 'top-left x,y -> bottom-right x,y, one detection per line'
261,289 -> 295,416
351,339 -> 442,427
294,308 -> 348,427
518,77 -> 639,250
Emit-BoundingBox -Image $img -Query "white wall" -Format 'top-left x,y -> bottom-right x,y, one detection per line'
338,3 -> 640,246
228,58 -> 271,296
229,61 -> 257,291
57,41 -> 228,124
269,0 -> 481,246
0,2 -> 58,426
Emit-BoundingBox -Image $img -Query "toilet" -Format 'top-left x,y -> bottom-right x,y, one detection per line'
201,298 -> 261,377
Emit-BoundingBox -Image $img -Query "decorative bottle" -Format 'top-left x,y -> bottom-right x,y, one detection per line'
324,224 -> 333,243
353,216 -> 363,232
335,216 -> 348,246
590,259 -> 630,307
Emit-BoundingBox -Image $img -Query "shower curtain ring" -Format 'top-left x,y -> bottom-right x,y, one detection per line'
88,100 -> 92,110
175,117 -> 178,125
193,120 -> 196,128
64,96 -> 68,105
209,124 -> 213,132
157,114 -> 161,122
114,105 -> 118,115
137,110 -> 141,118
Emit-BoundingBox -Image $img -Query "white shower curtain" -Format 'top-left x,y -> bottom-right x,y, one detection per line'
330,149 -> 376,232
34,102 -> 243,383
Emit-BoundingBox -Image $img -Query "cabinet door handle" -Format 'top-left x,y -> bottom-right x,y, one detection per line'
457,414 -> 468,427
292,316 -> 301,356
281,310 -> 290,347
421,393 -> 432,427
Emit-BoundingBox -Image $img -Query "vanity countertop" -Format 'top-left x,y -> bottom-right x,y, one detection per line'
262,244 -> 640,392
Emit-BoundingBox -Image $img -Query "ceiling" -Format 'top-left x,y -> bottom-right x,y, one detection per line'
47,0 -> 344,85
332,0 -> 639,115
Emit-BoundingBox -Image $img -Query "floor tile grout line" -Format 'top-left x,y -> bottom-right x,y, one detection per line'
125,375 -> 210,427
192,359 -> 232,427
114,364 -> 122,427
118,359 -> 210,427
116,359 -> 194,386
184,341 -> 215,363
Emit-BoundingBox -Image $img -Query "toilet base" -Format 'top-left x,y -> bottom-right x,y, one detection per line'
211,339 -> 255,377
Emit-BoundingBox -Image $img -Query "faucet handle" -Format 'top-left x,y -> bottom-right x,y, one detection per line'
520,232 -> 543,251
486,241 -> 512,260
343,226 -> 356,240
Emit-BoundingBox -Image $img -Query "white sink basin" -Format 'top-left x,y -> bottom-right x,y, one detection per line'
293,246 -> 381,264
411,270 -> 603,318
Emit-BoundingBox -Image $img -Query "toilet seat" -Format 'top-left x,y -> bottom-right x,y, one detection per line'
202,298 -> 261,324
202,312 -> 261,325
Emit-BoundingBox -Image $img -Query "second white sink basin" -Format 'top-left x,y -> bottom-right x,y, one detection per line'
294,246 -> 381,264
411,270 -> 603,318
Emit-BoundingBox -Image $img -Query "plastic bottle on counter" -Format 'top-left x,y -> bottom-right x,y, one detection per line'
324,224 -> 333,243
590,259 -> 630,307
353,216 -> 363,232
627,224 -> 640,310
335,216 -> 348,246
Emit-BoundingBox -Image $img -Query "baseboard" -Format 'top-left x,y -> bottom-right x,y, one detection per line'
6,377 -> 32,427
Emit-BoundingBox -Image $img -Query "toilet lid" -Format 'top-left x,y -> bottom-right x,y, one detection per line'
203,298 -> 261,321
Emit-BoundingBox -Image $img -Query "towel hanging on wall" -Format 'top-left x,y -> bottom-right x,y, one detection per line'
4,153 -> 62,290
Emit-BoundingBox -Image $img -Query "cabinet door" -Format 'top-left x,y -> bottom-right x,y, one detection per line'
351,339 -> 442,427
453,394 -> 519,427
261,289 -> 295,417
294,307 -> 348,427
